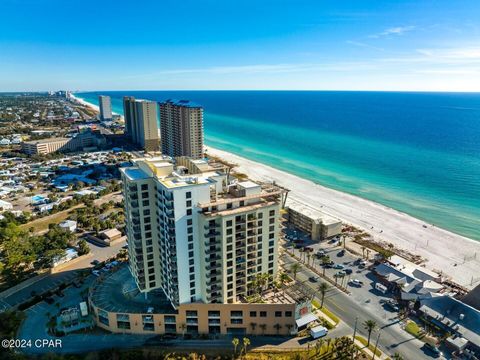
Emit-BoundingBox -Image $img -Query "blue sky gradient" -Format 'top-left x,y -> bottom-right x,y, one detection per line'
1,0 -> 479,91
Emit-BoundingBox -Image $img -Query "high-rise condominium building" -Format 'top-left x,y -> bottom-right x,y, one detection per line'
98,95 -> 112,121
120,157 -> 285,308
159,100 -> 204,159
123,97 -> 160,152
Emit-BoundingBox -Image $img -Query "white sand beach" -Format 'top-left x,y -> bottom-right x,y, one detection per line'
206,146 -> 480,289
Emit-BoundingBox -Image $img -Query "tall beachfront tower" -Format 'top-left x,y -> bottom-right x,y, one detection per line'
98,95 -> 112,121
120,157 -> 284,308
159,100 -> 204,159
122,97 -> 160,152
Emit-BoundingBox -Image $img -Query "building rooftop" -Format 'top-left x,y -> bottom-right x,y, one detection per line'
286,199 -> 341,226
161,99 -> 202,108
23,137 -> 69,145
420,295 -> 480,347
89,264 -> 176,314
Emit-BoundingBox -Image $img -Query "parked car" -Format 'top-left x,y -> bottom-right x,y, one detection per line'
333,264 -> 344,269
316,250 -> 326,258
423,343 -> 443,358
338,249 -> 345,256
308,276 -> 320,283
344,268 -> 353,275
349,279 -> 363,287
334,271 -> 346,278
91,260 -> 100,266
92,270 -> 100,276
384,299 -> 399,312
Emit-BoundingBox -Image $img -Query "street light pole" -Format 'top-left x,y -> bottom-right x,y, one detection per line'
352,317 -> 358,340
372,332 -> 381,360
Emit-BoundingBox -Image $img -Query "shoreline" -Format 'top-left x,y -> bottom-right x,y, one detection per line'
206,146 -> 480,289
73,93 -> 480,289
71,94 -> 120,116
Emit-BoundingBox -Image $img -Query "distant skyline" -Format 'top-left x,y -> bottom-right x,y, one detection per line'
1,0 -> 480,92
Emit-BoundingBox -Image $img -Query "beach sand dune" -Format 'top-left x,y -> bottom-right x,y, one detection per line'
207,147 -> 480,289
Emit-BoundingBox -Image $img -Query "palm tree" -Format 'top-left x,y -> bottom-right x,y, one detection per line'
315,339 -> 324,355
363,319 -> 377,346
259,323 -> 267,335
366,249 -> 371,260
306,252 -> 311,267
232,337 -> 239,358
290,263 -> 300,280
249,322 -> 257,334
274,323 -> 282,335
318,282 -> 329,308
392,353 -> 404,360
242,337 -> 250,358
286,323 -> 293,334
279,272 -> 289,286
361,246 -> 366,258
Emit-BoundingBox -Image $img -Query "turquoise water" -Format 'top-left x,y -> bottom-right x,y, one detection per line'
76,91 -> 480,241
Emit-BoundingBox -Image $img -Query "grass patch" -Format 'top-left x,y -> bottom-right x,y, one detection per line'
312,300 -> 340,325
20,205 -> 83,233
355,336 -> 382,357
405,320 -> 425,339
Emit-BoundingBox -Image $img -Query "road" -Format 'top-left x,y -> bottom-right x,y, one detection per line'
281,245 -> 433,360
0,239 -> 125,309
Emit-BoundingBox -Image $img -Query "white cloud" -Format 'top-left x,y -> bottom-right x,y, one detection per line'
369,26 -> 415,38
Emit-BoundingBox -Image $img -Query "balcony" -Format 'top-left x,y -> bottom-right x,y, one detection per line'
204,230 -> 220,237
205,247 -> 221,255
206,254 -> 221,262
206,263 -> 221,271
204,223 -> 218,230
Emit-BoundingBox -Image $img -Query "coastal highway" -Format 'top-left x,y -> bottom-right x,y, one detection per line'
281,252 -> 432,360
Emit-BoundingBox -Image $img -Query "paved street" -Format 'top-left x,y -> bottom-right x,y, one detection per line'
281,241 -> 437,360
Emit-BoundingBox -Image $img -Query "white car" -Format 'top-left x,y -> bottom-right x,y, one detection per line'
92,270 -> 100,276
349,279 -> 363,286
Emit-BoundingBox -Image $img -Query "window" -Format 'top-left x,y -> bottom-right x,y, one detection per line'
187,219 -> 193,225
269,210 -> 275,216
230,311 -> 243,317
186,200 -> 192,207
143,209 -> 150,216
187,227 -> 193,234
269,255 -> 274,261
190,289 -> 195,295
188,243 -> 194,250
190,274 -> 195,281
285,311 -> 293,317
187,209 -> 192,216
142,192 -> 149,198
141,184 -> 148,191
260,311 -> 267,317
186,192 -> 192,199
189,259 -> 194,265
250,311 -> 257,317
226,220 -> 233,227
208,311 -> 220,317
186,310 -> 198,317
258,213 -> 263,219
189,251 -> 194,258
275,311 -> 282,317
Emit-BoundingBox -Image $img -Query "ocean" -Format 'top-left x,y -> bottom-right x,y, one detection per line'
75,91 -> 480,241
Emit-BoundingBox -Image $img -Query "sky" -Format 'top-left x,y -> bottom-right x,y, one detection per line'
1,0 -> 480,92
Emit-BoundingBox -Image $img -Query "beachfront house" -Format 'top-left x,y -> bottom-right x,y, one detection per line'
373,257 -> 443,301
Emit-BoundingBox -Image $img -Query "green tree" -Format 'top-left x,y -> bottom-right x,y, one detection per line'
317,282 -> 329,308
363,319 -> 377,346
77,239 -> 90,255
232,337 -> 239,358
290,263 -> 300,280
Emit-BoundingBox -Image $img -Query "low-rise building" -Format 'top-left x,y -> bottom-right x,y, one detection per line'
59,220 -> 77,232
286,200 -> 342,241
0,199 -> 13,211
21,130 -> 107,156
419,295 -> 480,356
